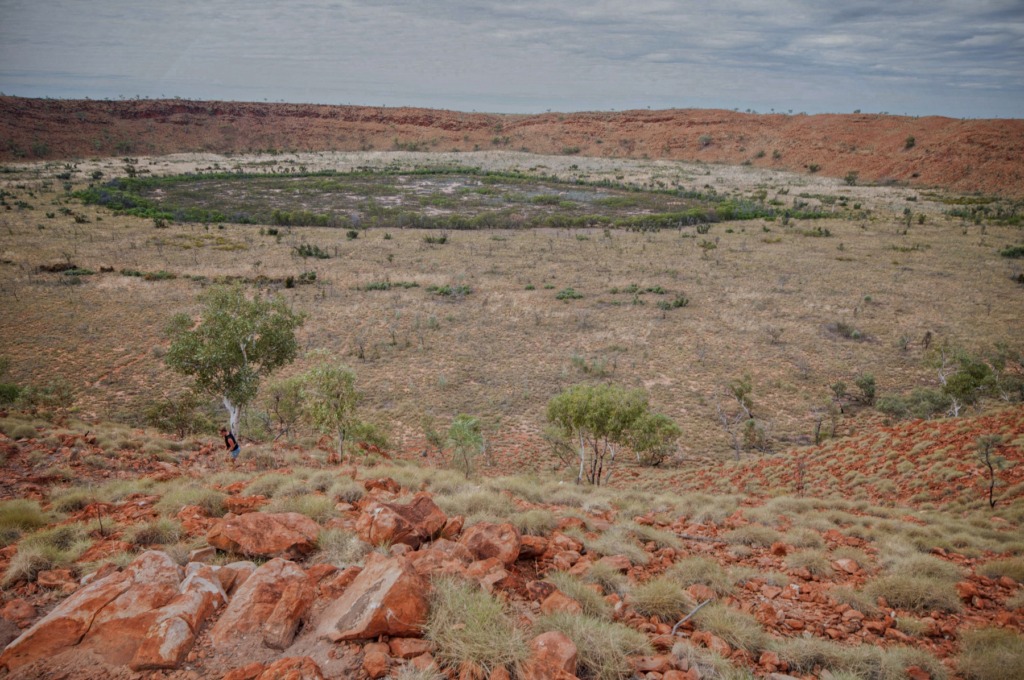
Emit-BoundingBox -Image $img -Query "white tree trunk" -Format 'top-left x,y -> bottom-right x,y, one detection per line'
223,397 -> 240,437
577,431 -> 586,484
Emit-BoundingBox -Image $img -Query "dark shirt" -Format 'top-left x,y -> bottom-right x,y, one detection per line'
224,432 -> 239,450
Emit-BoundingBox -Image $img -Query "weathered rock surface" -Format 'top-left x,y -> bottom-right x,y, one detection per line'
522,630 -> 579,680
0,551 -> 186,671
355,491 -> 447,548
207,512 -> 320,559
316,553 -> 429,641
209,558 -> 312,650
459,522 -> 522,566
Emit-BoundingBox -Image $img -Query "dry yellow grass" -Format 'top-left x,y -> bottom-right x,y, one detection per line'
1,151 -> 1020,467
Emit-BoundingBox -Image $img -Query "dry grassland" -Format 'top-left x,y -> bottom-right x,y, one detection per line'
0,151 -> 1020,467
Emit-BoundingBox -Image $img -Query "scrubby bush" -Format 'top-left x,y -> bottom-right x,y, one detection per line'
546,571 -> 613,619
0,499 -> 50,546
693,603 -> 770,654
313,527 -> 369,567
126,518 -> 182,546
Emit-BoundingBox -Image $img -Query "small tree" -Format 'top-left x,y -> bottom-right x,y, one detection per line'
628,411 -> 681,466
263,374 -> 306,441
976,435 -> 1004,508
447,414 -> 484,477
547,383 -> 672,485
165,284 -> 305,437
301,357 -> 360,460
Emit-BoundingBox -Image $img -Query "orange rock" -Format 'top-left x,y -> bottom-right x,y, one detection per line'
207,512 -> 319,559
541,590 -> 584,615
955,581 -> 980,601
257,656 -> 325,680
460,522 -> 521,567
833,558 -> 860,574
209,558 -> 309,650
316,554 -> 429,641
634,655 -> 672,673
686,584 -> 717,602
362,648 -> 390,679
905,665 -> 930,680
596,554 -> 632,572
263,577 -> 315,650
389,637 -> 433,659
522,631 -> 578,680
0,599 -> 35,628
356,492 -> 448,548
770,542 -> 789,556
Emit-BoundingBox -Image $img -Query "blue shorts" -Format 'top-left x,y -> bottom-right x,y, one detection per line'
230,446 -> 240,459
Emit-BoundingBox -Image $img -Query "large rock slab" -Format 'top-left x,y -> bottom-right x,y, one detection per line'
207,512 -> 320,559
316,553 -> 429,641
209,558 -> 312,650
0,551 -> 182,671
355,492 -> 447,548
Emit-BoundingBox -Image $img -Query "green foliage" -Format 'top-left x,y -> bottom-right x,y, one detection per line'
693,603 -> 770,654
844,171 -> 859,186
426,577 -> 530,677
447,414 -> 484,477
293,243 -> 330,259
126,518 -> 182,546
427,283 -> 471,297
263,374 -> 305,440
17,377 -> 75,422
555,287 -> 584,300
656,294 -> 689,311
855,373 -> 877,405
905,135 -> 916,149
664,556 -> 734,596
301,355 -> 360,457
1000,245 -> 1024,258
545,571 -> 613,618
876,388 -> 949,420
144,391 -> 213,437
547,382 -> 676,485
165,284 -> 305,435
627,411 -> 681,466
0,382 -> 20,405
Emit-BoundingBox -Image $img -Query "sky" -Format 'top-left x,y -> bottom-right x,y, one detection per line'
1,1 -> 1022,119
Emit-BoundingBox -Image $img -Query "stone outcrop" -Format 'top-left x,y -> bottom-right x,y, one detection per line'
459,522 -> 521,566
355,492 -> 447,548
207,512 -> 320,559
316,553 -> 429,641
209,558 -> 313,650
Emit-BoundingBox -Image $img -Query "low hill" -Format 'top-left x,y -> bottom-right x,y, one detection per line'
2,96 -> 1023,196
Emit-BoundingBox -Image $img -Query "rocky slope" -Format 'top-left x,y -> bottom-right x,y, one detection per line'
2,97 -> 1022,197
0,414 -> 1022,679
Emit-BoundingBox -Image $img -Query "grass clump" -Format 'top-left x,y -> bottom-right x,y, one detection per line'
958,627 -> 1024,680
3,523 -> 91,586
630,576 -> 695,621
672,642 -> 756,680
125,518 -> 182,546
829,585 -> 880,615
546,571 -> 612,618
535,611 -> 652,680
511,508 -> 558,536
0,499 -> 50,546
328,478 -> 365,503
313,527 -> 369,567
866,574 -> 961,613
722,524 -> 782,547
426,576 -> 529,678
693,603 -> 769,654
581,526 -> 650,566
776,637 -> 948,680
49,488 -> 97,513
785,549 -> 834,577
665,556 -> 734,595
584,560 -> 629,595
267,493 -> 336,523
154,485 -> 227,517
978,556 -> 1024,582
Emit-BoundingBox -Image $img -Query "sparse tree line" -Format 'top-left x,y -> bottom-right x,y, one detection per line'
1,284 -> 1021,492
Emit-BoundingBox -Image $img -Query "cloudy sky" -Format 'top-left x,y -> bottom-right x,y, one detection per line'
1,1 -> 1022,118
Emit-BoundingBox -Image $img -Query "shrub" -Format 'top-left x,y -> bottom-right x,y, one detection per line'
905,136 -> 916,150
630,577 -> 695,621
665,556 -> 734,596
555,287 -> 583,300
584,560 -> 629,595
426,577 -> 529,677
328,478 -> 365,504
293,243 -> 330,259
855,373 -> 877,405
876,388 -> 949,420
49,488 -> 97,513
656,294 -> 689,310
777,637 -> 947,680
1000,245 -> 1024,258
535,611 -> 652,680
0,382 -> 20,405
785,549 -> 834,577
